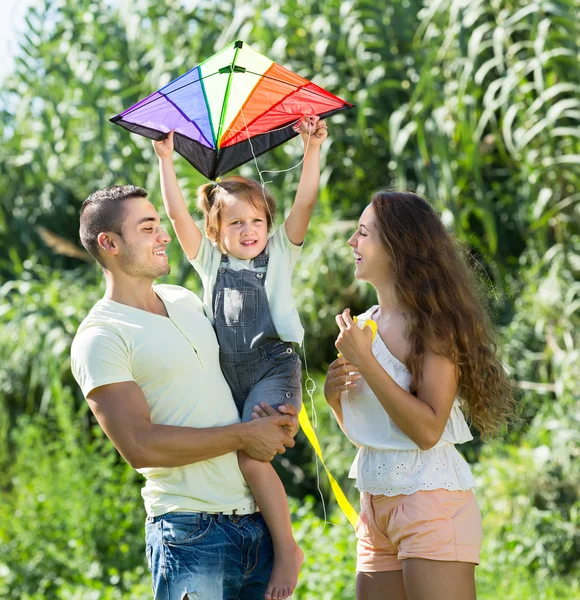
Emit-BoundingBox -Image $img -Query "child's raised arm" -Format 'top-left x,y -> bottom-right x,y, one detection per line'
153,131 -> 203,260
285,117 -> 328,246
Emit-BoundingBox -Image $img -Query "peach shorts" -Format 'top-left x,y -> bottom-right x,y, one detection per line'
356,489 -> 482,572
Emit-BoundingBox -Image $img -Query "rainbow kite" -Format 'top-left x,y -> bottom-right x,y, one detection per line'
111,40 -> 354,179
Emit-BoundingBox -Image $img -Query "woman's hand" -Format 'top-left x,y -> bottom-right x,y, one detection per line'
335,308 -> 374,367
324,356 -> 362,407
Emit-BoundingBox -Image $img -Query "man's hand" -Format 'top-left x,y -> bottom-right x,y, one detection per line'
251,403 -> 300,437
153,130 -> 174,159
242,414 -> 296,462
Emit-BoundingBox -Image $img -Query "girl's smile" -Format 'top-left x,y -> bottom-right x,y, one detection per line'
218,196 -> 269,259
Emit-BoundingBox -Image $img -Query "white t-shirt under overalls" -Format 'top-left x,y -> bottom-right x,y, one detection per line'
190,224 -> 304,345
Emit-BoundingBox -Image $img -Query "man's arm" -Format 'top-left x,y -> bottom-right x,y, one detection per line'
87,381 -> 296,468
250,402 -> 300,437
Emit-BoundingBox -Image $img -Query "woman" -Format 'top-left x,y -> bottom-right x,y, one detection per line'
324,191 -> 516,600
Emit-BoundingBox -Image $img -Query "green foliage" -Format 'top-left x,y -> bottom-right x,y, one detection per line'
0,0 -> 578,596
0,414 -> 149,599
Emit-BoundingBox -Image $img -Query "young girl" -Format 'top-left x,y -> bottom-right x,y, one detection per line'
153,117 -> 327,600
324,191 -> 517,600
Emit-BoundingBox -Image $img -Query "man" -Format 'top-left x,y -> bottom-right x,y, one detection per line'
71,185 -> 298,600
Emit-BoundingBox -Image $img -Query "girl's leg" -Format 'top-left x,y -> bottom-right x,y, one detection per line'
356,571 -> 407,600
238,451 -> 303,600
402,559 -> 476,600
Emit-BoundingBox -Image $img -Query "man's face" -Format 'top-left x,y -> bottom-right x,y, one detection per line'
112,196 -> 172,279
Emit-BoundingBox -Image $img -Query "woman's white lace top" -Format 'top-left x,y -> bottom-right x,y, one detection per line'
340,307 -> 476,496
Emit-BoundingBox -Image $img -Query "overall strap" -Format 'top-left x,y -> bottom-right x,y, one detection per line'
252,247 -> 270,269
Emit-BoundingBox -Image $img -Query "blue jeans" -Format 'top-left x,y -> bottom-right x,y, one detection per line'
145,511 -> 274,599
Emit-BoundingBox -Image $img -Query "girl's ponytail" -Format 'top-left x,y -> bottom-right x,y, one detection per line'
196,183 -> 220,243
196,182 -> 216,215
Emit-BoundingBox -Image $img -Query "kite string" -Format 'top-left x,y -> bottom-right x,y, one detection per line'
234,86 -> 332,526
258,124 -> 311,178
235,83 -> 313,233
300,333 -> 330,526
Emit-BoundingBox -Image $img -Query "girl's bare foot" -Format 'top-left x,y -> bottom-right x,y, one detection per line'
265,542 -> 304,599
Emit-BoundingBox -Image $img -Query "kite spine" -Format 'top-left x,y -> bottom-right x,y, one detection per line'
215,44 -> 242,151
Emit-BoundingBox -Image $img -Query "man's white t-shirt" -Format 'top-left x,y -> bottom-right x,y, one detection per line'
70,284 -> 255,517
190,224 -> 304,344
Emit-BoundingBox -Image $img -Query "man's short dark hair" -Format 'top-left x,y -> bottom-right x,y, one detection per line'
79,185 -> 148,266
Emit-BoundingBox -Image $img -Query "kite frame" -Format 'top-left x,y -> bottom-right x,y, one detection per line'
110,40 -> 354,179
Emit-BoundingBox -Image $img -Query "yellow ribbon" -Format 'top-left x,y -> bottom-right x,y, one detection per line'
298,403 -> 359,528
298,317 -> 378,529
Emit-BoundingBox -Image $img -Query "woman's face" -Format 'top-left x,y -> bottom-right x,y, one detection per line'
348,204 -> 391,285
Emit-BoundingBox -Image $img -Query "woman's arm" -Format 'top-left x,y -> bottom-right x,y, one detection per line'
153,132 -> 203,260
335,310 -> 458,450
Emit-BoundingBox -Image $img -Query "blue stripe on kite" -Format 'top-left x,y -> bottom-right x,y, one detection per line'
119,91 -> 163,117
161,67 -> 214,148
198,67 -> 216,147
159,92 -> 213,149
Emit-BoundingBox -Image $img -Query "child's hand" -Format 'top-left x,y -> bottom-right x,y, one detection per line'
293,116 -> 328,147
153,130 -> 174,159
335,308 -> 374,367
308,119 -> 327,146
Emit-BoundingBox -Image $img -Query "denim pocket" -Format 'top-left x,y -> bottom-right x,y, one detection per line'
161,515 -> 215,546
214,288 -> 258,327
145,543 -> 153,573
267,342 -> 296,364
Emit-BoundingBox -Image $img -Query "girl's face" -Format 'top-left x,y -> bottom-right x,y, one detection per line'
348,204 -> 391,285
218,194 -> 269,260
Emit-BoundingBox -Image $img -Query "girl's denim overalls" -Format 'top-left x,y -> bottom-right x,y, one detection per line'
212,249 -> 302,422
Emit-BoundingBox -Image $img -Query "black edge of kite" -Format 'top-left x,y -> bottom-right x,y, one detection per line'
110,118 -> 215,178
214,104 -> 353,179
109,102 -> 355,180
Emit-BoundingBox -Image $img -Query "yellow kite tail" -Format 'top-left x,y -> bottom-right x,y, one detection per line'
297,315 -> 378,528
298,403 -> 359,528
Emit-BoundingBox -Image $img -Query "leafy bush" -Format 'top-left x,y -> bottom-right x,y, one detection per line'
1,0 -> 578,596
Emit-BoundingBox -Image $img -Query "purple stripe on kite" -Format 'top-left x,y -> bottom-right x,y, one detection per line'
119,91 -> 164,118
159,67 -> 214,145
177,123 -> 215,147
121,95 -> 213,149
160,92 -> 213,148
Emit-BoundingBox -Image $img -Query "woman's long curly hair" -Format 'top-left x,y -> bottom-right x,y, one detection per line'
371,191 -> 517,438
